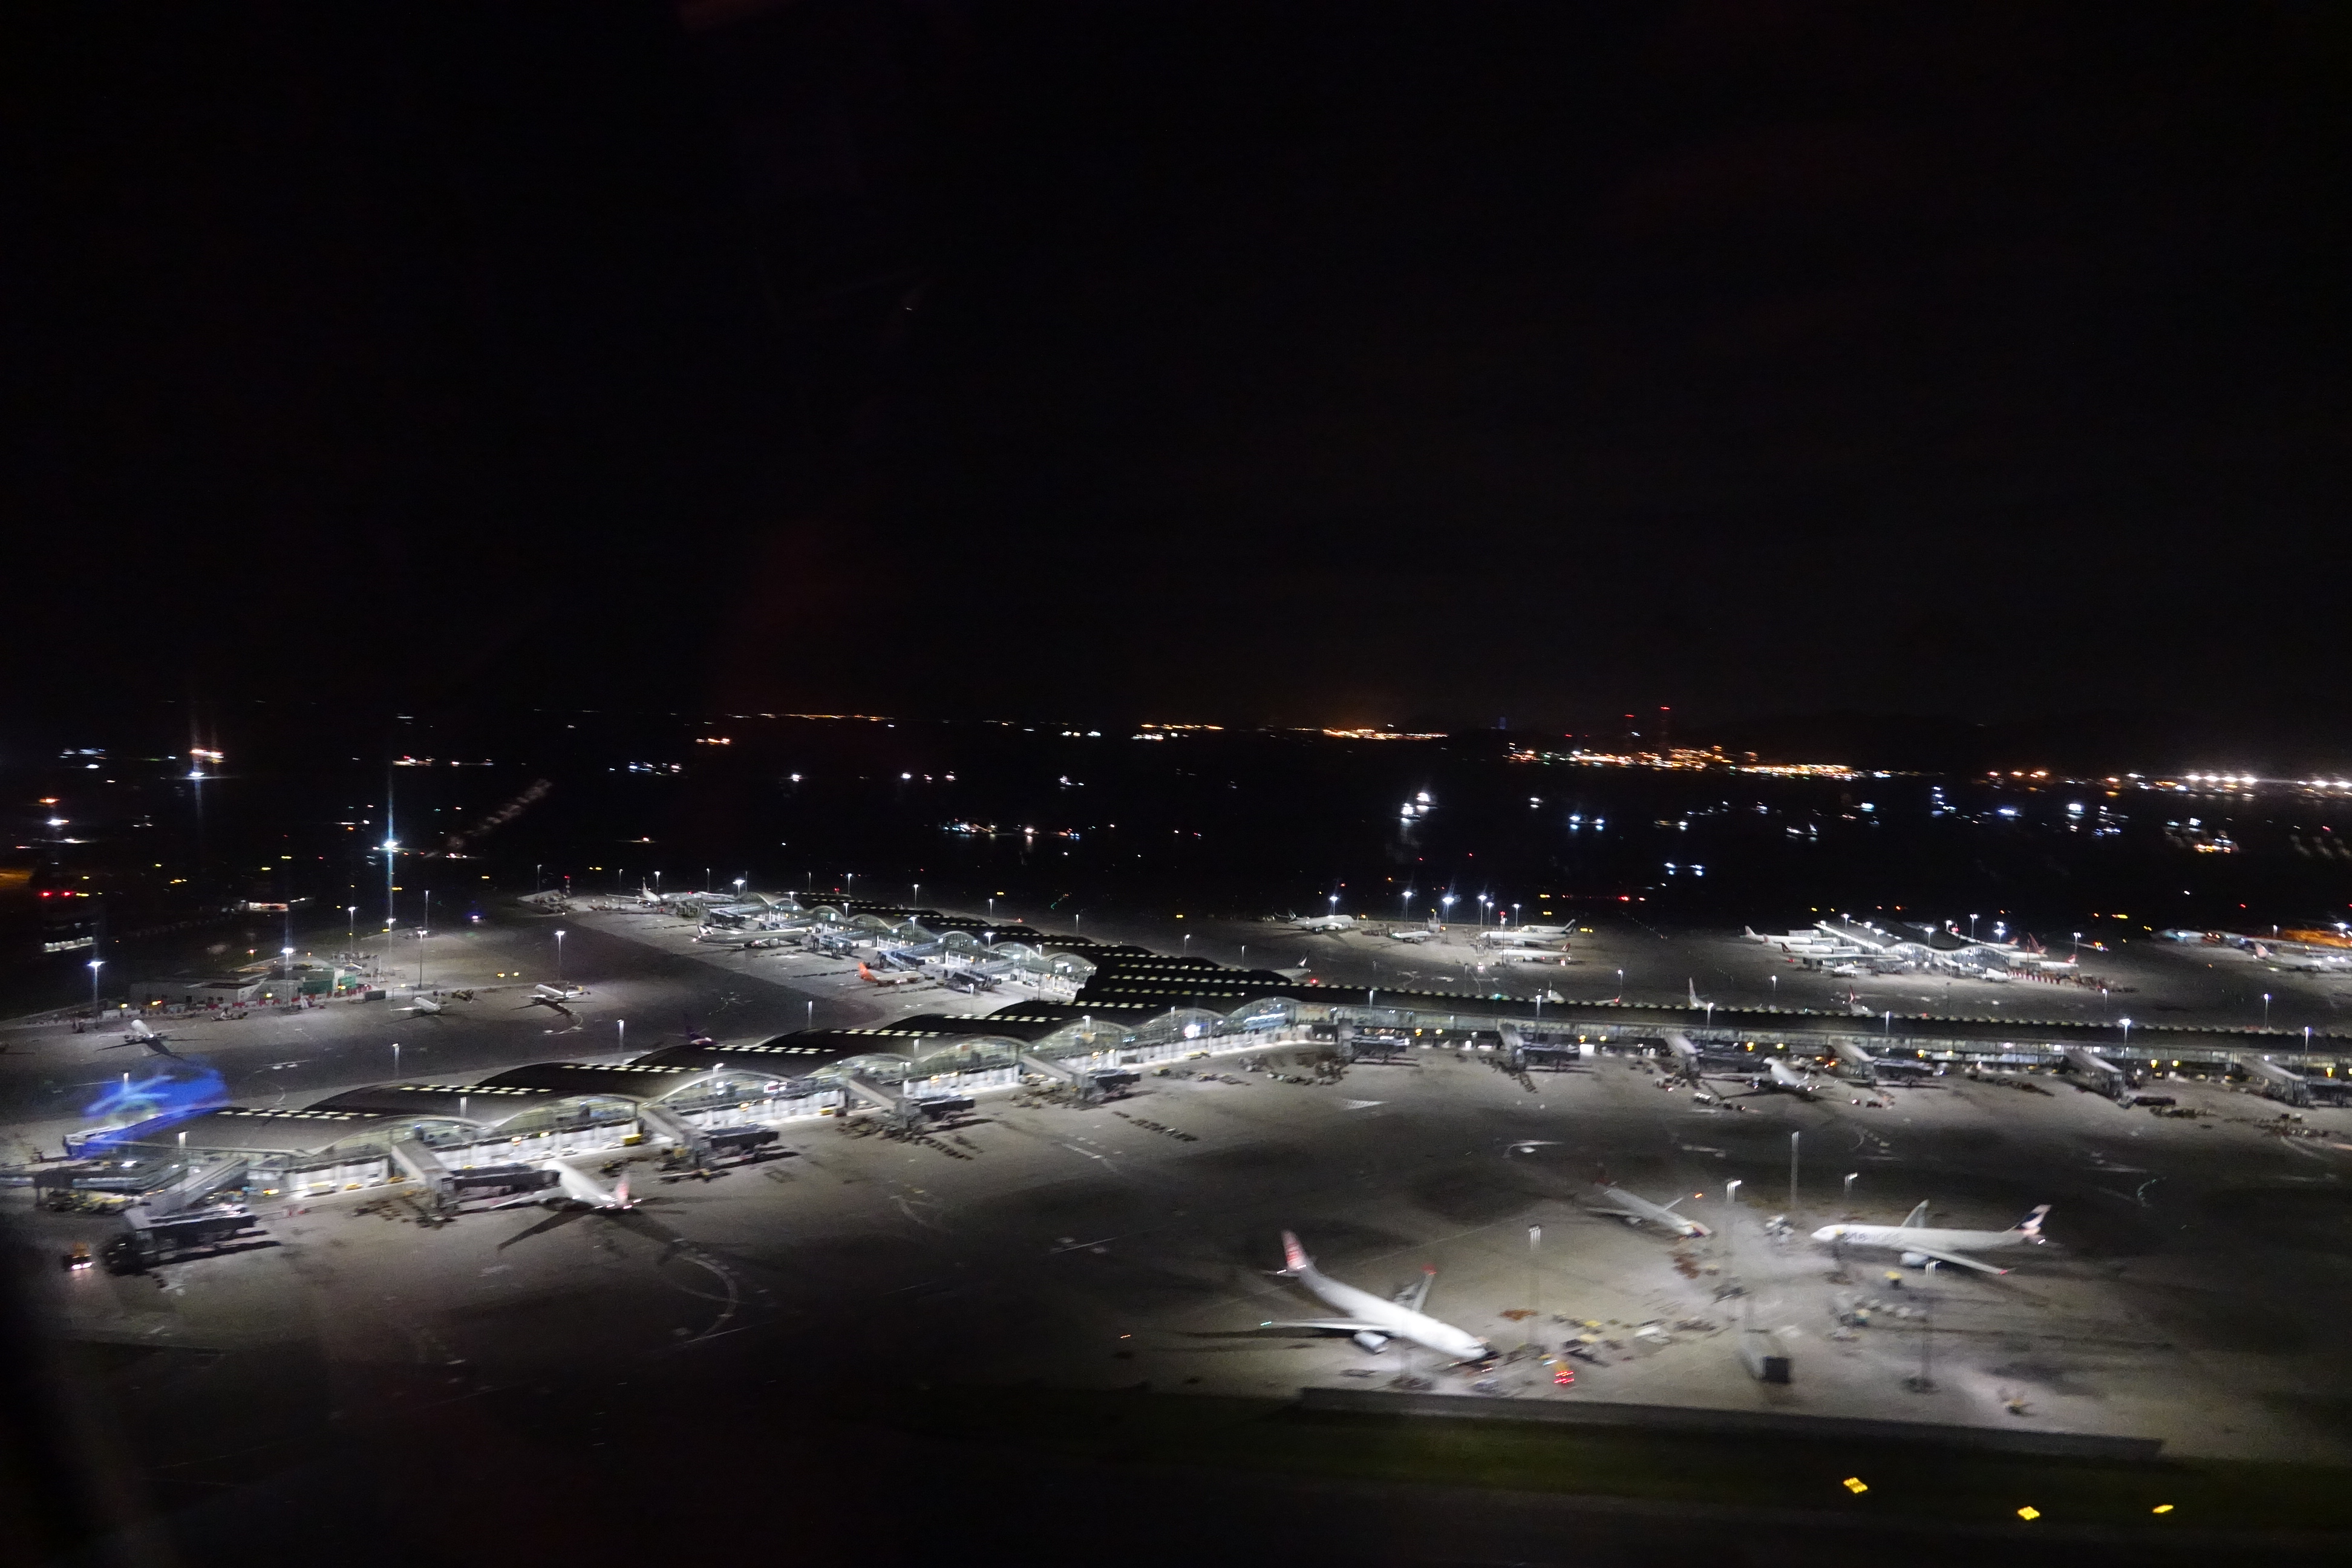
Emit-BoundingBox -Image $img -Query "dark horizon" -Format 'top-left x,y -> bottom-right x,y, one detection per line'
17,2 -> 2352,737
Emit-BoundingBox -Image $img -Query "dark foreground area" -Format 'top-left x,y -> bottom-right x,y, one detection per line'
15,1332 -> 2351,1568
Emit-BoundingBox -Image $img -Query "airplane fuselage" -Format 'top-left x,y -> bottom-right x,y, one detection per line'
1813,1222 -> 2034,1257
1289,1264 -> 1493,1362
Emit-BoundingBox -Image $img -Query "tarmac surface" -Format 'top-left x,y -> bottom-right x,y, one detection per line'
8,895 -> 2352,1564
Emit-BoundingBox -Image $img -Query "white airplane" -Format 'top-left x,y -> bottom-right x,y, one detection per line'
1587,1184 -> 1711,1238
2254,943 -> 2347,973
1290,914 -> 1355,933
1387,926 -> 1437,943
487,1158 -> 637,1212
102,1018 -> 181,1057
1481,929 -> 1566,949
1757,1056 -> 1823,1097
1262,1231 -> 1495,1362
1498,950 -> 1573,965
522,985 -> 585,1021
1812,1202 -> 2050,1275
397,995 -> 449,1017
857,961 -> 927,987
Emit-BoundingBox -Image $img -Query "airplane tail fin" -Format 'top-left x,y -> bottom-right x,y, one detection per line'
857,962 -> 875,980
1279,1230 -> 1312,1276
1901,1200 -> 1930,1228
1688,979 -> 1700,1007
1661,1197 -> 1684,1212
2018,1203 -> 2051,1238
613,1172 -> 630,1209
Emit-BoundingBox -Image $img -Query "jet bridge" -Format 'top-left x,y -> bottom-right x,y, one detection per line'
2062,1045 -> 2131,1099
387,1137 -> 454,1209
844,1073 -> 976,1128
1018,1053 -> 1138,1101
2235,1053 -> 2313,1107
143,1154 -> 250,1217
1830,1039 -> 1881,1083
635,1100 -> 712,1165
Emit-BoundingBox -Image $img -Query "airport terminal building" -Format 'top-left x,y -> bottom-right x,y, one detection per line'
39,910 -> 2352,1227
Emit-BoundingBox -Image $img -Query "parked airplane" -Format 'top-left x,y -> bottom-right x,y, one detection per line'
1587,1184 -> 1711,1238
1755,1056 -> 1823,1097
102,1018 -> 181,1057
1387,926 -> 1437,943
1812,1202 -> 2050,1275
1262,1230 -> 1495,1363
1290,914 -> 1356,933
522,986 -> 581,1021
1480,929 -> 1566,949
857,961 -> 927,987
397,995 -> 449,1018
486,1158 -> 636,1212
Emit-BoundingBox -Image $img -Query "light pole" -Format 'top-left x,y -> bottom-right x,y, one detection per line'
1843,1171 -> 1857,1207
912,882 -> 921,909
347,905 -> 357,952
555,929 -> 566,988
1440,894 -> 1455,926
1968,913 -> 1978,941
1788,1131 -> 1800,1214
535,863 -> 543,894
1400,888 -> 1414,926
382,838 -> 399,927
1328,893 -> 1340,920
2072,930 -> 2082,962
617,1019 -> 626,1057
1514,902 -> 1522,928
1477,895 -> 1489,929
1615,967 -> 1624,1001
87,958 -> 103,1018
391,1040 -> 401,1079
987,895 -> 996,920
1527,1224 -> 1543,1349
806,999 -> 814,1031
2262,992 -> 2272,1028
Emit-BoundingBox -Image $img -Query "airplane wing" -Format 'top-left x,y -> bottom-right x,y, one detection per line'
1904,1245 -> 2008,1275
483,1193 -> 552,1211
1259,1318 -> 1387,1333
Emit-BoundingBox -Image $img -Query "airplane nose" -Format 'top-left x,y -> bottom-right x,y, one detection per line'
1811,1226 -> 1838,1241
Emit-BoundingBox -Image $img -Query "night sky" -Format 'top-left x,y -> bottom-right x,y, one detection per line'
17,2 -> 2352,737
